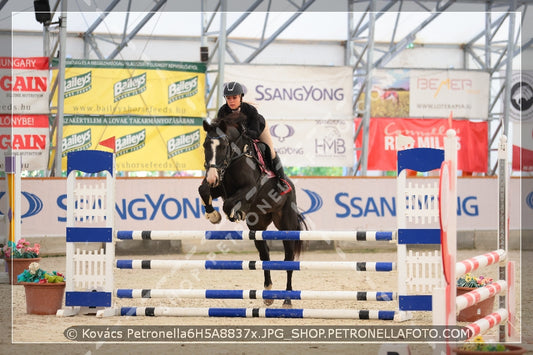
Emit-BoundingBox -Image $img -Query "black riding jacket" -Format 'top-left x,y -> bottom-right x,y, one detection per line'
216,102 -> 266,140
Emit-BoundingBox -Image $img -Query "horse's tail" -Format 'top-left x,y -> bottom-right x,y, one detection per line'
294,212 -> 308,258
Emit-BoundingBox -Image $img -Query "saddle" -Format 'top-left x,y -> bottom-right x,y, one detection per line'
247,139 -> 276,179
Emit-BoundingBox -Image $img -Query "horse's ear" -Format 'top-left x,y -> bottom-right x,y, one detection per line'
219,120 -> 227,133
203,120 -> 210,132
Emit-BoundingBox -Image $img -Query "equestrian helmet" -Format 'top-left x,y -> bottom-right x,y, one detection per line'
223,81 -> 244,97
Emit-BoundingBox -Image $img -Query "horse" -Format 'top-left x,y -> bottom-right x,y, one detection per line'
198,113 -> 307,307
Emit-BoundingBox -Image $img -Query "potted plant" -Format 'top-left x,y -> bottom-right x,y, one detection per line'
453,335 -> 526,354
18,262 -> 66,315
456,273 -> 495,322
0,239 -> 41,284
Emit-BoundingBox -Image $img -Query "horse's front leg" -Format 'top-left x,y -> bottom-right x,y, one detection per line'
222,188 -> 253,222
254,240 -> 274,306
198,179 -> 221,224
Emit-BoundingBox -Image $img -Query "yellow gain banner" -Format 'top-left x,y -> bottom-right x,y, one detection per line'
58,116 -> 206,171
51,59 -> 206,117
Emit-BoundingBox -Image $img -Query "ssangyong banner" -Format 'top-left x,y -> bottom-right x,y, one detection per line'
0,114 -> 50,171
270,119 -> 354,167
58,116 -> 205,171
0,57 -> 50,114
4,177 -> 526,239
354,118 -> 488,172
359,69 -> 489,119
224,65 -> 353,119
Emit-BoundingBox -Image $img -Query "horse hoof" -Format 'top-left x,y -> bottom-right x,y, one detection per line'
263,299 -> 274,306
263,284 -> 273,306
206,211 -> 221,224
229,209 -> 245,222
282,300 -> 292,309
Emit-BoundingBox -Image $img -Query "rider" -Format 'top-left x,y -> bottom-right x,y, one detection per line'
216,81 -> 290,193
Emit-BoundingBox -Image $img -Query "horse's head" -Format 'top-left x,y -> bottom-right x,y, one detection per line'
202,117 -> 244,187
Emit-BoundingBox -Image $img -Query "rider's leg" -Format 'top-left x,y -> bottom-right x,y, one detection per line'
259,123 -> 289,190
258,122 -> 276,159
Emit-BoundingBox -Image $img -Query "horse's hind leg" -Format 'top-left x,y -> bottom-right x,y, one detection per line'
282,240 -> 296,308
254,240 -> 274,306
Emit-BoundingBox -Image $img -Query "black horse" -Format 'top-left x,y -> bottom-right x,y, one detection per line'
198,113 -> 307,307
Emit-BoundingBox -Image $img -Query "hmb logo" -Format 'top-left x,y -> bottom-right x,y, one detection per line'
314,126 -> 346,155
315,138 -> 346,155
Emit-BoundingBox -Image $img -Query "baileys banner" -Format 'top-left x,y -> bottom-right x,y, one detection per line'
51,59 -> 207,171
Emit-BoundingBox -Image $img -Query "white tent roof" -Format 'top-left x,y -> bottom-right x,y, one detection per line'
2,3 -> 525,46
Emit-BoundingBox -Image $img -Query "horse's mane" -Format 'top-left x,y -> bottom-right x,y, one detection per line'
214,112 -> 246,130
207,111 -> 248,140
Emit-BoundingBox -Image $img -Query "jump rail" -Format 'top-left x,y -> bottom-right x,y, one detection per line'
118,307 -> 397,320
115,260 -> 396,272
116,230 -> 396,241
116,289 -> 398,301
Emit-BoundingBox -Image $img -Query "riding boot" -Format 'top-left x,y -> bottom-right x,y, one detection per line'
272,155 -> 291,194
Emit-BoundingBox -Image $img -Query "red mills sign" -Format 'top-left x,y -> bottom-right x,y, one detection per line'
355,118 -> 488,173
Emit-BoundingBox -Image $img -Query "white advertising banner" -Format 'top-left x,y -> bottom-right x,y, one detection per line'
270,119 -> 354,167
224,65 -> 353,119
0,57 -> 50,114
0,114 -> 50,171
2,177 -> 526,239
510,71 -> 533,171
409,69 -> 490,119
0,57 -> 50,171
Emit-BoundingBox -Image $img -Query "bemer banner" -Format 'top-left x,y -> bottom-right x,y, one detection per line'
359,69 -> 489,120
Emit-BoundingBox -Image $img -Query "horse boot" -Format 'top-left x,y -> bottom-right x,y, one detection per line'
272,155 -> 292,195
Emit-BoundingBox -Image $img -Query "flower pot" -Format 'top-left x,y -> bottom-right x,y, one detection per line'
456,286 -> 496,322
21,282 -> 65,315
452,345 -> 526,354
6,257 -> 41,285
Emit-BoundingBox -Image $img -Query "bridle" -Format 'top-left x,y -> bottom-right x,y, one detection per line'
204,131 -> 248,183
